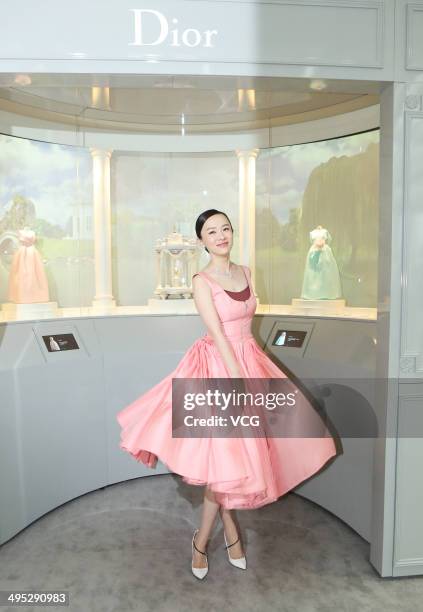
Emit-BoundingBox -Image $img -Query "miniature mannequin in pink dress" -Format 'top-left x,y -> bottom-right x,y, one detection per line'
7,227 -> 50,303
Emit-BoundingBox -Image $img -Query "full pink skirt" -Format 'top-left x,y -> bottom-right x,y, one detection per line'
116,336 -> 337,510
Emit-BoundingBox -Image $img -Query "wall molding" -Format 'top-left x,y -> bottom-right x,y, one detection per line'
0,0 -> 386,70
400,109 -> 423,374
405,94 -> 423,110
405,3 -> 423,70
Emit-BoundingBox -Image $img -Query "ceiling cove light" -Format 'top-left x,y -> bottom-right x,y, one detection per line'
310,79 -> 327,91
13,74 -> 32,86
238,89 -> 256,111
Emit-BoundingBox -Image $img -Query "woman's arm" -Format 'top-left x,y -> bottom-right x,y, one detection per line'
192,275 -> 243,378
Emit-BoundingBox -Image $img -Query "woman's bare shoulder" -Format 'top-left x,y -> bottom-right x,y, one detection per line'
192,272 -> 210,288
192,269 -> 209,278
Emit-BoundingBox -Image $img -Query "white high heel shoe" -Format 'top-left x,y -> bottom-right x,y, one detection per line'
191,529 -> 209,580
224,531 -> 247,570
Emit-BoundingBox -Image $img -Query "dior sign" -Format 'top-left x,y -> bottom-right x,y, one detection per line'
129,8 -> 218,48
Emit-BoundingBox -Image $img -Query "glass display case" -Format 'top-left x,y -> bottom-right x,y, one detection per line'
256,131 -> 379,313
0,76 -> 379,321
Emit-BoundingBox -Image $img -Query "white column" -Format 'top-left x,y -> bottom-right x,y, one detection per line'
90,148 -> 116,311
236,148 -> 259,288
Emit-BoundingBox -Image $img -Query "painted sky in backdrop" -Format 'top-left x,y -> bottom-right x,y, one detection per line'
0,129 -> 379,232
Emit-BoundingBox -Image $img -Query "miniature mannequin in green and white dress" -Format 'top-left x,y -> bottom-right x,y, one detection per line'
301,225 -> 342,300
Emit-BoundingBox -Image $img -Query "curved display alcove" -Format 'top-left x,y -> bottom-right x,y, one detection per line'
0,75 -> 380,549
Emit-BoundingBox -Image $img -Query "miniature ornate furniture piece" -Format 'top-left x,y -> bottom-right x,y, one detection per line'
152,230 -> 200,301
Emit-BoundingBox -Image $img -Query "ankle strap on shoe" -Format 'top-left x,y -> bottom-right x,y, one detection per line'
225,537 -> 239,549
193,538 -> 207,556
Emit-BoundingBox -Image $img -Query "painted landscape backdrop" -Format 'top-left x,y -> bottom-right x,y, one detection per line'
0,129 -> 379,309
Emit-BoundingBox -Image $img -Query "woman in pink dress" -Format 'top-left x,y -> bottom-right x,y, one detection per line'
116,209 -> 337,580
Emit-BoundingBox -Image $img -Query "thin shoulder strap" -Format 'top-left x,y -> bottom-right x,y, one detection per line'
194,271 -> 225,295
241,265 -> 251,288
192,271 -> 216,290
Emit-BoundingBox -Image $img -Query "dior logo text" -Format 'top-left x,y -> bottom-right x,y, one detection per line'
129,9 -> 218,48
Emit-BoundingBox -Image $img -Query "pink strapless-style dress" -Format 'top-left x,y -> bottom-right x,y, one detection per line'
116,265 -> 337,510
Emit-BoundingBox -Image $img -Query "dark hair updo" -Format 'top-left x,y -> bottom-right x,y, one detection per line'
195,209 -> 233,253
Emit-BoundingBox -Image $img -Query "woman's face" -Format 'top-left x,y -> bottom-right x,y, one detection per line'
200,213 -> 233,256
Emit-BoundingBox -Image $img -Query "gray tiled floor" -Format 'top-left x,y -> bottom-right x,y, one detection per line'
0,474 -> 422,612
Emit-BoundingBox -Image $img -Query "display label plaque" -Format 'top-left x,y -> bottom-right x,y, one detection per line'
42,334 -> 79,352
272,329 -> 307,348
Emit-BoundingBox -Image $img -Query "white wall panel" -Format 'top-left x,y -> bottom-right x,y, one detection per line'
400,97 -> 423,374
0,0 -> 394,80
